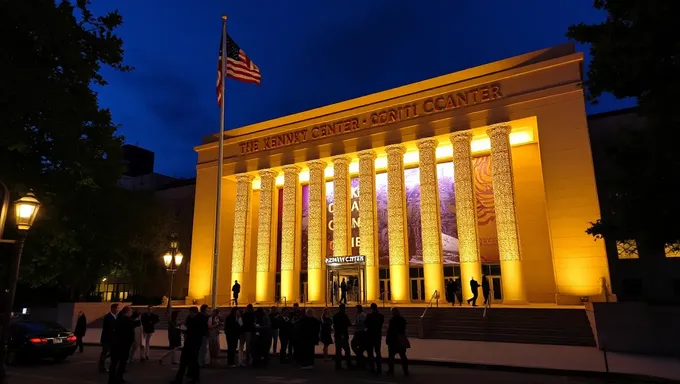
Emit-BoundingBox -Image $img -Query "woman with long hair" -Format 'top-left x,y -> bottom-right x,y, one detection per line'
128,310 -> 144,363
320,308 -> 333,360
159,310 -> 182,365
208,309 -> 221,366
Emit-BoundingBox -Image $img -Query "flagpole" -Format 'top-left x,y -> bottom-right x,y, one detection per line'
211,14 -> 228,310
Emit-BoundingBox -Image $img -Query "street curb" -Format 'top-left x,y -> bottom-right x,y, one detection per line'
84,343 -> 672,383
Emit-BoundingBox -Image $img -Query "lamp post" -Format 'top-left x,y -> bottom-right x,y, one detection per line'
0,187 -> 41,382
162,234 -> 184,310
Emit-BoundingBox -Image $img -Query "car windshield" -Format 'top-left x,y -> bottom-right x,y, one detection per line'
20,322 -> 67,333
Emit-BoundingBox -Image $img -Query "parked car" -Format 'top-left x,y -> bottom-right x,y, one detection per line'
6,321 -> 77,364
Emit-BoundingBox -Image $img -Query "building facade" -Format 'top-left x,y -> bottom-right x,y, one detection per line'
188,44 -> 610,306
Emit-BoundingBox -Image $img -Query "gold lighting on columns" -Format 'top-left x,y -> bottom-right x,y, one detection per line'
307,160 -> 327,303
332,156 -> 351,257
416,138 -> 445,301
230,174 -> 254,291
487,123 -> 527,304
451,131 -> 483,302
280,165 -> 301,302
385,144 -> 410,302
358,150 -> 379,301
255,170 -> 277,303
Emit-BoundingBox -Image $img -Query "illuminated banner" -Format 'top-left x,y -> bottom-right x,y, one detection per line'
326,255 -> 365,264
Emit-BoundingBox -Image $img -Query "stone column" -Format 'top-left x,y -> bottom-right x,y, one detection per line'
358,150 -> 379,301
385,145 -> 410,302
280,165 -> 301,302
487,123 -> 527,304
255,170 -> 277,303
451,131 -> 483,302
307,160 -> 327,303
332,156 -> 351,257
230,174 -> 254,296
417,138 -> 445,301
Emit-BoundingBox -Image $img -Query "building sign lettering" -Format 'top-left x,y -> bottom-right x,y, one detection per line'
238,84 -> 502,155
325,255 -> 366,265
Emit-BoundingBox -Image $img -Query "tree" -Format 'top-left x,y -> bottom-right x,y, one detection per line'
0,0 -> 133,298
567,0 -> 680,248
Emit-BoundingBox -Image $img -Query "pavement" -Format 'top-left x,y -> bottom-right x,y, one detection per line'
75,328 -> 680,382
5,348 -> 658,384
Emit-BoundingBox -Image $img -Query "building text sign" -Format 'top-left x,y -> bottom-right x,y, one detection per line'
237,84 -> 502,155
325,255 -> 365,264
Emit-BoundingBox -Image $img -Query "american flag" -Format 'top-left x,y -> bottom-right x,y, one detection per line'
217,33 -> 261,105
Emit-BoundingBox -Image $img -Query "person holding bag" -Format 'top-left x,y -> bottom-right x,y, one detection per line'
385,307 -> 409,377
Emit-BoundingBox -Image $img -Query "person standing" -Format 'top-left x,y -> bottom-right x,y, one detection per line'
232,280 -> 241,307
340,278 -> 348,304
385,307 -> 409,377
268,306 -> 281,355
128,310 -> 143,363
109,306 -> 134,384
467,277 -> 480,306
253,307 -> 271,367
320,308 -> 333,361
74,311 -> 87,353
482,274 -> 491,305
239,304 -> 256,366
299,308 -> 321,369
224,307 -> 241,367
332,304 -> 352,370
277,308 -> 293,364
454,278 -> 463,306
171,306 -> 206,384
208,309 -> 221,366
289,303 -> 302,363
352,305 -> 368,369
141,305 -> 159,361
98,303 -> 119,373
197,304 -> 211,367
159,310 -> 182,365
365,303 -> 385,374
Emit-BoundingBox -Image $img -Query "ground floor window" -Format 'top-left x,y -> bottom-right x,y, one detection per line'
93,282 -> 138,302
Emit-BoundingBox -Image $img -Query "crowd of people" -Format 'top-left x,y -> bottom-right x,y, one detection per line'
97,301 -> 410,384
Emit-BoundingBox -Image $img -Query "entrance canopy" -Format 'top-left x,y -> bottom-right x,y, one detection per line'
326,255 -> 367,305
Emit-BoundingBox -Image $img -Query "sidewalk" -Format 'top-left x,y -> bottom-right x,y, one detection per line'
83,328 -> 680,381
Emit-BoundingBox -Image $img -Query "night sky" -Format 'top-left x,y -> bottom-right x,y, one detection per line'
90,0 -> 635,178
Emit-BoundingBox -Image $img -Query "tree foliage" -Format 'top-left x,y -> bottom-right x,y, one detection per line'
0,0 -> 171,300
567,0 -> 680,247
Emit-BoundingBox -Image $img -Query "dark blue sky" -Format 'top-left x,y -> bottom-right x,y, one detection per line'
91,0 -> 634,178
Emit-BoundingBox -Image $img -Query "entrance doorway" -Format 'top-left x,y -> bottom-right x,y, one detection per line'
325,255 -> 366,306
409,267 -> 426,301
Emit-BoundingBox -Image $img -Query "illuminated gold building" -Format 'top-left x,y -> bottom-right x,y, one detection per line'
188,44 -> 610,306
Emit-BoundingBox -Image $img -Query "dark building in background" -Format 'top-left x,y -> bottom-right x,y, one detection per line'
588,107 -> 680,303
122,144 -> 154,176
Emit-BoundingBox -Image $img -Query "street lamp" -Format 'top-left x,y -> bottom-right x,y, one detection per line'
0,187 -> 40,382
163,234 -> 183,309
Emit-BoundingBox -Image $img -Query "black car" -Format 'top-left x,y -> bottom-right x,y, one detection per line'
6,321 -> 77,364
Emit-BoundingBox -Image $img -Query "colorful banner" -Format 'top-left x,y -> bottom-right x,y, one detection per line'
376,173 -> 389,266
473,156 -> 499,262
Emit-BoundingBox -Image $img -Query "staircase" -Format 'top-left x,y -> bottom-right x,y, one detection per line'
422,307 -> 595,346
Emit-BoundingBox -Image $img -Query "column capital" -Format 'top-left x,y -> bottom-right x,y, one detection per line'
486,122 -> 512,138
450,130 -> 473,144
416,137 -> 438,150
235,173 -> 255,183
385,144 -> 406,156
357,149 -> 377,160
258,169 -> 278,180
332,155 -> 351,165
307,160 -> 327,171
282,164 -> 302,175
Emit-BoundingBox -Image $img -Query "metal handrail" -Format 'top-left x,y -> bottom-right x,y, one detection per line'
420,290 -> 439,319
275,296 -> 287,308
296,293 -> 307,307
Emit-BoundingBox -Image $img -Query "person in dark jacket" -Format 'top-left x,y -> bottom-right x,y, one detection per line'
332,304 -> 352,370
467,277 -> 480,306
320,308 -> 333,360
386,307 -> 409,376
277,308 -> 293,364
172,306 -> 206,384
74,311 -> 87,353
340,279 -> 348,304
299,308 -> 321,369
98,303 -> 119,373
140,305 -> 159,360
224,307 -> 241,367
482,274 -> 491,305
365,303 -> 385,373
269,306 -> 280,355
109,306 -> 134,384
232,280 -> 241,306
159,310 -> 182,365
240,304 -> 256,366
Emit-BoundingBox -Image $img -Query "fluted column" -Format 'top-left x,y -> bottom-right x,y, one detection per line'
417,138 -> 445,301
307,160 -> 326,303
487,123 -> 527,304
385,145 -> 410,302
358,150 -> 379,301
230,174 -> 254,297
332,156 -> 351,257
255,170 -> 277,303
280,165 -> 301,302
451,131 -> 483,302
